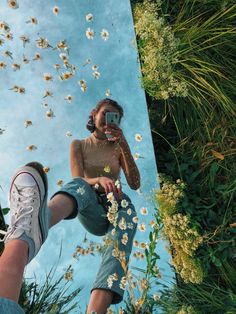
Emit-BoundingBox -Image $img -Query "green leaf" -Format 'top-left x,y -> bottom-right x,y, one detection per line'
2,207 -> 10,215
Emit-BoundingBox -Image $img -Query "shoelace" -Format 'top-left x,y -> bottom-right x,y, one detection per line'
0,184 -> 39,243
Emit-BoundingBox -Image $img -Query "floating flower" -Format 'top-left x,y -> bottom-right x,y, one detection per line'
24,120 -> 32,128
36,37 -> 52,49
82,58 -> 91,66
107,192 -> 115,202
33,52 -> 41,61
0,39 -> 5,46
0,61 -> 7,69
121,233 -> 128,245
86,27 -> 94,40
5,33 -> 13,40
19,35 -> 30,47
26,145 -> 37,151
105,89 -> 111,97
127,208 -> 132,215
140,207 -> 148,215
118,217 -> 127,230
132,216 -> 139,224
59,71 -> 73,80
44,73 -> 53,81
43,167 -> 50,173
4,50 -> 13,59
133,240 -> 139,247
53,63 -> 61,70
22,55 -> 30,64
9,85 -> 25,94
0,21 -> 10,32
64,95 -> 73,103
104,165 -> 111,173
93,71 -> 101,79
86,13 -> 93,22
135,134 -> 142,142
138,223 -> 146,232
43,90 -> 53,98
46,109 -> 55,119
53,6 -> 59,15
78,79 -> 87,92
8,0 -> 19,9
66,131 -> 72,137
92,65 -> 98,71
57,179 -> 64,187
26,17 -> 38,24
101,29 -> 109,41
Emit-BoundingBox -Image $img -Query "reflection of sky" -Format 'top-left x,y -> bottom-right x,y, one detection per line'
0,0 -> 174,312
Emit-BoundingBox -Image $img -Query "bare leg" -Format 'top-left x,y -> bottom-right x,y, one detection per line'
0,193 -> 75,303
87,289 -> 114,314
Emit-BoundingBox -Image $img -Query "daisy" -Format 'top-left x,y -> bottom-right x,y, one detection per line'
57,40 -> 68,51
127,208 -> 132,215
66,131 -> 72,137
24,120 -> 32,128
105,89 -> 111,97
35,37 -> 51,49
19,35 -> 30,47
86,13 -> 93,22
107,192 -> 114,202
86,28 -> 94,40
53,6 -> 59,15
0,62 -> 7,69
134,153 -> 140,160
101,29 -> 109,41
135,133 -> 142,142
118,217 -> 127,230
104,165 -> 111,173
121,233 -> 128,245
140,207 -> 148,215
82,58 -> 91,66
92,65 -> 98,71
92,71 -> 100,79
4,50 -> 13,59
43,90 -> 53,98
119,276 -> 127,290
26,17 -> 38,24
42,103 -> 48,108
0,39 -> 5,46
132,216 -> 139,224
127,223 -> 134,229
138,223 -> 146,232
44,73 -> 53,81
26,145 -> 37,151
77,187 -> 85,195
0,21 -> 10,32
43,167 -> 50,173
121,199 -> 129,208
64,95 -> 73,103
33,53 -> 41,61
133,240 -> 139,247
8,0 -> 19,9
94,183 -> 99,190
59,71 -> 73,80
46,109 -> 55,119
22,55 -> 30,64
57,179 -> 64,187
5,33 -> 13,40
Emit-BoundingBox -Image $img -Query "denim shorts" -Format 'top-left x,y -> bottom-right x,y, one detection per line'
0,177 -> 138,311
49,176 -> 138,305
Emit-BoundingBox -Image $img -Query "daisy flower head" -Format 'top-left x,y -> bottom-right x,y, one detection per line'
66,131 -> 72,137
92,71 -> 100,79
105,89 -> 111,97
57,179 -> 64,187
107,191 -> 115,202
135,133 -> 142,142
8,0 -> 19,9
140,207 -> 148,215
121,199 -> 129,208
44,73 -> 53,81
101,29 -> 109,41
86,28 -> 94,40
64,94 -> 73,103
138,223 -> 146,232
53,6 -> 59,15
86,13 -> 93,22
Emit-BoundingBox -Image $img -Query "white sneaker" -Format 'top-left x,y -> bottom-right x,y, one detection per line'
0,162 -> 51,265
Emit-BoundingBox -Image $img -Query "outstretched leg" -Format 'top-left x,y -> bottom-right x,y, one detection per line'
0,162 -> 76,305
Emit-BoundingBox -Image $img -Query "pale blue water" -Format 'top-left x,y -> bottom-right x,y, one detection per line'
0,0 -> 174,313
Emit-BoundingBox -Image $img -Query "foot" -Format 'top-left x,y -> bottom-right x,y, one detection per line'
0,161 -> 51,265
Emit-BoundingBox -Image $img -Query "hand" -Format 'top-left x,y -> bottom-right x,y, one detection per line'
98,176 -> 123,200
104,123 -> 125,143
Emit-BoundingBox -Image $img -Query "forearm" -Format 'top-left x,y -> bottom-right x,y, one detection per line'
119,137 -> 140,189
74,176 -> 100,186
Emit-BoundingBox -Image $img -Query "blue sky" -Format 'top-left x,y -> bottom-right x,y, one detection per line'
0,0 -> 174,312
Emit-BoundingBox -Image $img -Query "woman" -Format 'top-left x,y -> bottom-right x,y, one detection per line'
0,98 -> 140,314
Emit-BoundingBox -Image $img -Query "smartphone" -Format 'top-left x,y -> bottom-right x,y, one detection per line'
105,112 -> 120,138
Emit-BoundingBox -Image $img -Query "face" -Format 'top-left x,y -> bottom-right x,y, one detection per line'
93,104 -> 120,133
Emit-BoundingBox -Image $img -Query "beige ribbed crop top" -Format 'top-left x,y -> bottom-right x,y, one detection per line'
79,133 -> 122,193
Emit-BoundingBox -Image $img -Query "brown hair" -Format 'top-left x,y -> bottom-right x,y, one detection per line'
86,98 -> 124,133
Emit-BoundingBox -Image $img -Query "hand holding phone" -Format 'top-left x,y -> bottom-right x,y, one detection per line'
105,112 -> 120,139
